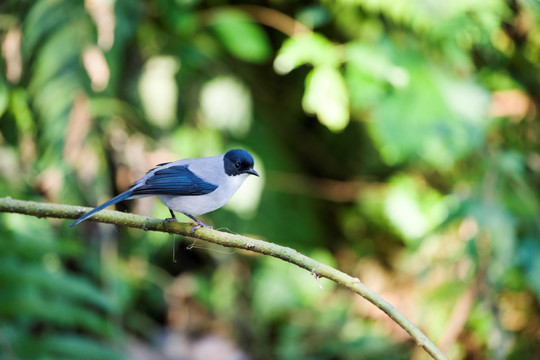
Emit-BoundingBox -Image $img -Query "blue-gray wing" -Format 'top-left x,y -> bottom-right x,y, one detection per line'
132,165 -> 218,196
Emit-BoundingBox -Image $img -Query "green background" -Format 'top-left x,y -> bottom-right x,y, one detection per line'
1,0 -> 540,359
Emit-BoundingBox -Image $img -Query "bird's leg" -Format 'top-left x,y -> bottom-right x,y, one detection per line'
163,209 -> 178,224
183,213 -> 213,235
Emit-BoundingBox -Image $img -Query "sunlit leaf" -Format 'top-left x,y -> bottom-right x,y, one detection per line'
303,66 -> 350,132
383,174 -> 446,245
138,56 -> 180,128
274,33 -> 339,74
345,42 -> 397,108
208,9 -> 272,63
345,42 -> 396,82
199,76 -> 252,137
11,89 -> 34,135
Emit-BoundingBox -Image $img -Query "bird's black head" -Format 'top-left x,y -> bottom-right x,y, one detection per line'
224,149 -> 259,177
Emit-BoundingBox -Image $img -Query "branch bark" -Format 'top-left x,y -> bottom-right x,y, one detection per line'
0,197 -> 448,360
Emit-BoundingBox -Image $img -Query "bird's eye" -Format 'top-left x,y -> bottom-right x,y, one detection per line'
235,162 -> 241,169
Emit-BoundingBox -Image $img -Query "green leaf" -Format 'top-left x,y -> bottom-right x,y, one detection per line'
303,66 -> 350,132
0,293 -> 116,335
0,74 -> 8,118
383,174 -> 446,245
274,33 -> 339,74
11,89 -> 35,135
0,261 -> 115,312
42,335 -> 125,360
209,9 -> 271,63
370,63 -> 489,168
29,19 -> 93,93
345,42 -> 395,81
10,333 -> 125,360
519,240 -> 540,300
345,42 -> 395,108
23,0 -> 85,56
296,6 -> 331,29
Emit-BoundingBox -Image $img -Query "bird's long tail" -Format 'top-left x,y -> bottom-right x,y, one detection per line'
70,190 -> 133,227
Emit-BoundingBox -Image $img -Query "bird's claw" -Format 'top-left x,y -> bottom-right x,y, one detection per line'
182,213 -> 212,236
163,217 -> 178,225
189,223 -> 213,236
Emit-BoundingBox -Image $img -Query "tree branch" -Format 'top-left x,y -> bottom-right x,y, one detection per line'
0,197 -> 448,360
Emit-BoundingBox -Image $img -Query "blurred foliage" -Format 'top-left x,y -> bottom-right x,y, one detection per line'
1,0 -> 540,359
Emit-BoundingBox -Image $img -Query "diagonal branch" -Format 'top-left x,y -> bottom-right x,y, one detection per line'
0,197 -> 448,360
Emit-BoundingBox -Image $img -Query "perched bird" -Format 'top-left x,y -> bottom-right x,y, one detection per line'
70,149 -> 259,233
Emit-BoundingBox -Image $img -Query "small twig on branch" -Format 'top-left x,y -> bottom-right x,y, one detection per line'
0,197 -> 448,360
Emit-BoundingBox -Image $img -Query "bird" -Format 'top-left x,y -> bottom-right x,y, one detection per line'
70,149 -> 259,234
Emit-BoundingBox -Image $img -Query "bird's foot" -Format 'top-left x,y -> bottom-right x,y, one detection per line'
163,209 -> 178,225
189,223 -> 213,236
183,213 -> 212,236
163,217 -> 178,225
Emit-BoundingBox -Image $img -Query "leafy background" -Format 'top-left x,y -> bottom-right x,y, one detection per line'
1,0 -> 540,359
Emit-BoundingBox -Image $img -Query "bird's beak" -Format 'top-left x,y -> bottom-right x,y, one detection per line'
246,169 -> 259,177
